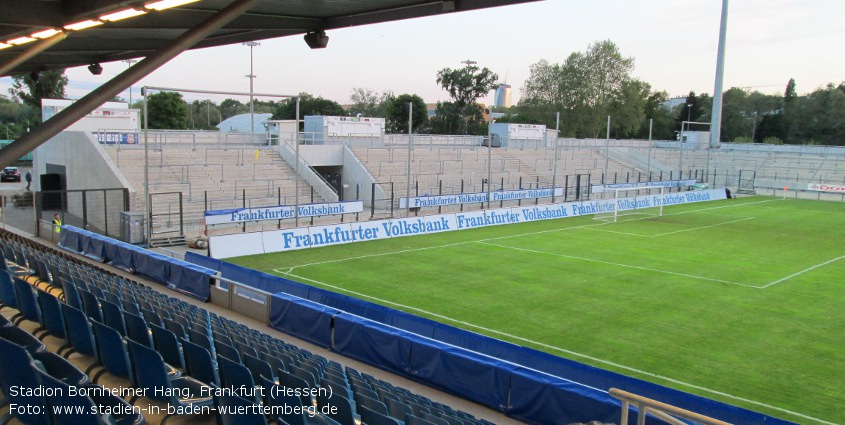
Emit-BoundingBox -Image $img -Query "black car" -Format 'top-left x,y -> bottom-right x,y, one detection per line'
1,167 -> 21,182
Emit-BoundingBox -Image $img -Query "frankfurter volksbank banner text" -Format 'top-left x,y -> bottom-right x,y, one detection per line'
204,201 -> 364,225
399,188 -> 565,209
591,180 -> 697,193
209,188 -> 726,258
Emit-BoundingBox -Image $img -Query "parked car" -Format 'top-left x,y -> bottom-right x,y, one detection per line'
1,166 -> 21,182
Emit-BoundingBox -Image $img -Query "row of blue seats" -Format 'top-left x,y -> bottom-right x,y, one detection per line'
0,232 -> 495,425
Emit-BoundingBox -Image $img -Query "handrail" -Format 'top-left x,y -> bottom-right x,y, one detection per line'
609,388 -> 732,425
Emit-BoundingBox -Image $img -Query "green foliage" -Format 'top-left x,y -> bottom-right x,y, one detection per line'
733,136 -> 753,143
187,100 -> 222,130
519,40 -> 655,138
348,88 -> 392,117
383,94 -> 427,134
219,99 -> 248,120
9,70 -> 68,110
146,91 -> 188,129
272,93 -> 345,121
428,102 -> 487,135
762,136 -> 783,145
434,62 -> 498,135
0,95 -> 39,139
436,63 -> 498,109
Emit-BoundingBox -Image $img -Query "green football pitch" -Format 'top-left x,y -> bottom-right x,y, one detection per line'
229,196 -> 845,424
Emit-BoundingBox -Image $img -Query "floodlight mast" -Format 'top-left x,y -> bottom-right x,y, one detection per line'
710,0 -> 729,148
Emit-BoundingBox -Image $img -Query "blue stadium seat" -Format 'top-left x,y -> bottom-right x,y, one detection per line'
259,375 -> 307,425
0,337 -> 54,425
126,339 -> 213,424
13,278 -> 46,336
34,288 -> 72,354
181,337 -> 220,386
123,311 -> 153,348
244,352 -> 276,383
217,354 -> 259,403
90,319 -> 132,383
317,390 -> 357,425
0,324 -> 47,354
60,302 -> 98,361
150,324 -> 186,372
100,298 -> 127,337
213,391 -> 268,425
359,405 -> 402,425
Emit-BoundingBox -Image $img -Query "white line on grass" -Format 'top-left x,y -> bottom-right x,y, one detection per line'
477,241 -> 760,288
653,216 -> 755,236
275,268 -> 835,425
280,199 -> 777,273
762,254 -> 845,289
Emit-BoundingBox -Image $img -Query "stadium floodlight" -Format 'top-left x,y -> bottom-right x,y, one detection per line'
31,29 -> 62,39
101,8 -> 147,22
8,36 -> 36,45
145,0 -> 201,11
0,43 -> 10,50
593,185 -> 665,223
64,20 -> 103,31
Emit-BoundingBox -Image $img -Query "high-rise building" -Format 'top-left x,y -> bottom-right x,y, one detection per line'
494,83 -> 512,108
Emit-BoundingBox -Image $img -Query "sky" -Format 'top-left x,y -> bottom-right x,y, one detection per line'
2,0 -> 844,107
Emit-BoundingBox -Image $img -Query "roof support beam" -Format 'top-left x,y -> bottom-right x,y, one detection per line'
0,0 -> 263,168
0,32 -> 68,77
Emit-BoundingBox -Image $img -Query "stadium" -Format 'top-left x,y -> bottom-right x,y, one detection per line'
1,2 -> 844,425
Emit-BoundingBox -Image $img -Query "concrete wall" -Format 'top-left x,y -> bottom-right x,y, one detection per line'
33,131 -> 130,193
299,145 -> 344,166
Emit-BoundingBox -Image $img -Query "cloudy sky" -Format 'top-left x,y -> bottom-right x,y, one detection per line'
2,0 -> 843,106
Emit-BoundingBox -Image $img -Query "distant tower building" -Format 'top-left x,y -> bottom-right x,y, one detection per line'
494,83 -> 512,108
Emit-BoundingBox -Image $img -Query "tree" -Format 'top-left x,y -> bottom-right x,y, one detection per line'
383,94 -> 427,133
349,88 -> 392,117
637,90 -> 675,140
435,62 -> 498,135
271,93 -> 345,121
9,70 -> 69,110
219,99 -> 247,120
146,91 -> 188,129
518,40 -> 645,138
0,95 -> 39,139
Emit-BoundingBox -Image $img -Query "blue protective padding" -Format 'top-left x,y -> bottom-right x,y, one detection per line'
269,292 -> 337,348
82,231 -> 108,261
407,338 -> 513,411
105,239 -> 137,271
332,314 -> 413,376
185,251 -> 222,272
57,225 -> 81,252
506,367 -> 634,425
56,226 -> 215,302
133,249 -> 171,283
168,261 -> 214,301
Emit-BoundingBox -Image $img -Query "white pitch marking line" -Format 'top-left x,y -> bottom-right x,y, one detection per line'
274,269 -> 835,425
477,241 -> 760,289
652,216 -> 756,237
761,254 -> 845,289
276,198 -> 775,279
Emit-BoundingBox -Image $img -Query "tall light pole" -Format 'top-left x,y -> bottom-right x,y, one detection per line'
709,0 -> 729,148
122,59 -> 138,106
686,103 -> 693,123
243,41 -> 260,134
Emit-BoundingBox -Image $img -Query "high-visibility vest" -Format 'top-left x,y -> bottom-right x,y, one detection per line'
53,218 -> 62,233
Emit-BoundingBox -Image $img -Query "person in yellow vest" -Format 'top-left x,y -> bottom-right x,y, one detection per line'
52,213 -> 62,234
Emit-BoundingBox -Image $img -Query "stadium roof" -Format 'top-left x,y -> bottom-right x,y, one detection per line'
0,0 -> 538,76
0,0 -> 538,168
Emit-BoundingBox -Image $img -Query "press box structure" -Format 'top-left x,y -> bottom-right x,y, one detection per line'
303,115 -> 385,143
489,123 -> 550,148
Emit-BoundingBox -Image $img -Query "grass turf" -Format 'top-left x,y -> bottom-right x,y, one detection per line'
229,196 -> 845,424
